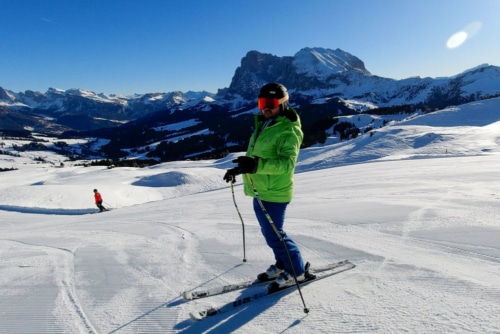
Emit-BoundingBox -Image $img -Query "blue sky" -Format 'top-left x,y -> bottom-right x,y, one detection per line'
1,0 -> 499,95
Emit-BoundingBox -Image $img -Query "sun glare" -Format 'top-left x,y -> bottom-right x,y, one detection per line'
447,32 -> 468,49
446,21 -> 482,49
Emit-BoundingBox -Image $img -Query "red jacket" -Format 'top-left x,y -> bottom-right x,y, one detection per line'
94,192 -> 103,203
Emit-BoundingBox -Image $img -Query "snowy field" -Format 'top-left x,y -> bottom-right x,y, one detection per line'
1,98 -> 499,333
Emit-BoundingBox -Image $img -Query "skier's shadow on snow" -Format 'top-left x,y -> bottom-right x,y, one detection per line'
174,278 -> 306,333
176,298 -> 304,334
106,262 -> 304,333
108,264 -> 249,333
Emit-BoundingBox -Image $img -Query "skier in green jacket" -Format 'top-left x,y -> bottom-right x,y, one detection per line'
223,82 -> 306,288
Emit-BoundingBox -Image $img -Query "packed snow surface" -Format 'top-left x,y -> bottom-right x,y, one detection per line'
0,98 -> 499,333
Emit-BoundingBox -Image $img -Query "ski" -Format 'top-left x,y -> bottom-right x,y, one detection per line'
182,273 -> 277,300
188,260 -> 355,320
182,279 -> 261,300
182,260 -> 351,300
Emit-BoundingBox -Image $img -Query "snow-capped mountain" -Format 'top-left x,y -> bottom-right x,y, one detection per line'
224,48 -> 500,106
1,47 -> 499,162
2,47 -> 499,118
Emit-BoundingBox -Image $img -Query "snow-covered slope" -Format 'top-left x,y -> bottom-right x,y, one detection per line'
297,97 -> 500,171
0,98 -> 499,333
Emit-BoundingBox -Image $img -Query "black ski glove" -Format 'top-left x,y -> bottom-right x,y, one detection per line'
232,156 -> 258,174
223,167 -> 242,183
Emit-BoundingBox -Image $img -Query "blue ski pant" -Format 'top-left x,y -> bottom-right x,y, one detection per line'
253,198 -> 305,276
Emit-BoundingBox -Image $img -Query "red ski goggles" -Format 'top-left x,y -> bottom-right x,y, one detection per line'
257,97 -> 281,110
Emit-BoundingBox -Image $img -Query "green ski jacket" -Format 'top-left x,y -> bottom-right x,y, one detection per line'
243,107 -> 303,203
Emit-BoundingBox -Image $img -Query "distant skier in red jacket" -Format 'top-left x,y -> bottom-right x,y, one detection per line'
93,189 -> 107,212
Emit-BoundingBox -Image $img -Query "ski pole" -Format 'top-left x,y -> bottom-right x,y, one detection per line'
230,179 -> 247,262
245,174 -> 309,314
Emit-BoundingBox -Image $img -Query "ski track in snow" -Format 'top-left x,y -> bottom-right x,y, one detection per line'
0,239 -> 97,333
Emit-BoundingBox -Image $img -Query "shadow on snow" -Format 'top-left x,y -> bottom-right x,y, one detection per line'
0,205 -> 101,215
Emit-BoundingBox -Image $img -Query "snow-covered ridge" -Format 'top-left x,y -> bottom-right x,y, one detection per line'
1,47 -> 498,114
296,96 -> 500,171
0,85 -> 217,111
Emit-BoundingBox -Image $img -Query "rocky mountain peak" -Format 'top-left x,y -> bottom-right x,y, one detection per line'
226,48 -> 371,99
293,47 -> 371,77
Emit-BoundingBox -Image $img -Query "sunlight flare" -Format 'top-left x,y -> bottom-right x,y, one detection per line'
446,21 -> 482,49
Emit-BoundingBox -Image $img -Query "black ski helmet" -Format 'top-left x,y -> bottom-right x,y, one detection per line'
93,189 -> 98,193
258,83 -> 289,110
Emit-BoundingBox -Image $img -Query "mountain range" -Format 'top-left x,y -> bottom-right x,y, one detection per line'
1,47 -> 500,162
